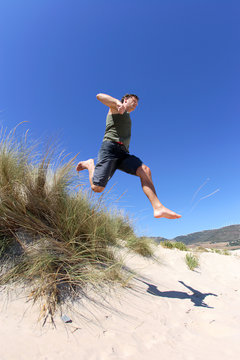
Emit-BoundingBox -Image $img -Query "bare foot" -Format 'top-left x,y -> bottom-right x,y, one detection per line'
154,205 -> 181,219
76,159 -> 94,172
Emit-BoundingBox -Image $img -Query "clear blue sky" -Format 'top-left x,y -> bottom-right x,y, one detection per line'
0,0 -> 239,238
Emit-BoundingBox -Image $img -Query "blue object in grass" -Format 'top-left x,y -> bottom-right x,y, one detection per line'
61,314 -> 72,323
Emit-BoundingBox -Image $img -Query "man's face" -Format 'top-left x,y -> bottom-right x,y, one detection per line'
124,96 -> 138,112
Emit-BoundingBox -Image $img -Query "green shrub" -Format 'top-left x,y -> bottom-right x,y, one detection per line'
161,240 -> 174,249
126,236 -> 154,257
222,249 -> 230,256
161,240 -> 188,251
174,242 -> 188,251
185,253 -> 199,271
211,248 -> 230,256
196,246 -> 209,252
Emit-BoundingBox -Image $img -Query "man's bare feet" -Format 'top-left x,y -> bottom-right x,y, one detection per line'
154,205 -> 181,219
76,159 -> 94,172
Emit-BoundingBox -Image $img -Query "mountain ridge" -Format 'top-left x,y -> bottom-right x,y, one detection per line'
152,224 -> 240,248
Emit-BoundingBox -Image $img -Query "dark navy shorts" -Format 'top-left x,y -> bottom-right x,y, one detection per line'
92,141 -> 143,187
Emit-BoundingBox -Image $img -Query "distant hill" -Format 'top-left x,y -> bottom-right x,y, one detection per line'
153,224 -> 240,248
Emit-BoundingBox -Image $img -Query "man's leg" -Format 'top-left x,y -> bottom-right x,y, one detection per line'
76,159 -> 105,193
136,164 -> 181,219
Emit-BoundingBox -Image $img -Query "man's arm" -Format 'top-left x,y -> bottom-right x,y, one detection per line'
96,93 -> 126,114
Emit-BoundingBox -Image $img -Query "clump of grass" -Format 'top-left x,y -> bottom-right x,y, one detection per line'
222,249 -> 230,256
196,246 -> 209,252
174,242 -> 188,251
211,248 -> 230,256
161,240 -> 188,251
0,126 -> 142,322
212,249 -> 221,254
161,240 -> 174,249
126,236 -> 154,257
185,253 -> 199,271
109,210 -> 136,243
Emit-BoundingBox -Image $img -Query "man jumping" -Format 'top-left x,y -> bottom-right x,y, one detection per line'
76,93 -> 181,219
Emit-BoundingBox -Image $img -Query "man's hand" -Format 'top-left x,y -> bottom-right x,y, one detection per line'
117,102 -> 126,114
96,93 -> 126,114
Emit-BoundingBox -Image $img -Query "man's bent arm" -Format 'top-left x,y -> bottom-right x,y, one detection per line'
96,93 -> 125,114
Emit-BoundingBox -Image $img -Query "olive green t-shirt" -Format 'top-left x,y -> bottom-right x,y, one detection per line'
103,112 -> 131,151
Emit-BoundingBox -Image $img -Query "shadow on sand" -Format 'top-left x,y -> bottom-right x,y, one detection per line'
139,279 -> 217,308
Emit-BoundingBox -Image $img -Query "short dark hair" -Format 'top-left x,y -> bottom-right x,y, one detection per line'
121,94 -> 139,103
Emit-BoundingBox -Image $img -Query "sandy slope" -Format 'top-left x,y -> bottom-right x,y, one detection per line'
0,247 -> 240,360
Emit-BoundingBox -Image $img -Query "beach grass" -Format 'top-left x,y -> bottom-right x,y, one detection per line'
211,248 -> 230,255
185,253 -> 199,271
173,242 -> 188,251
161,240 -> 188,251
0,126 -> 151,321
125,236 -> 155,257
161,240 -> 174,249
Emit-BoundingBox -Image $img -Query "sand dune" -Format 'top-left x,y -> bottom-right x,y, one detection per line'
0,247 -> 240,360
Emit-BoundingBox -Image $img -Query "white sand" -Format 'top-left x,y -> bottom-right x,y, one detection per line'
1,247 -> 240,360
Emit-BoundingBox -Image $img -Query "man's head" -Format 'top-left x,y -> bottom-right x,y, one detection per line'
121,94 -> 139,112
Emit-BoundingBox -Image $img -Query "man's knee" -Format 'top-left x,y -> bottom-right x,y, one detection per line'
136,164 -> 151,177
91,184 -> 105,193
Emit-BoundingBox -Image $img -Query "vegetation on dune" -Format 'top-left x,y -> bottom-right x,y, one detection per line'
126,236 -> 155,257
194,247 -> 230,255
196,246 -> 209,252
0,126 -> 153,322
173,242 -> 188,251
185,253 -> 199,271
161,240 -> 188,251
160,240 -> 174,249
210,248 -> 230,256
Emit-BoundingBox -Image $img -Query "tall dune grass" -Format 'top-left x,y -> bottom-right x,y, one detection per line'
0,126 -> 152,322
